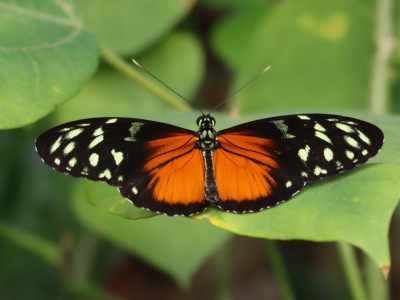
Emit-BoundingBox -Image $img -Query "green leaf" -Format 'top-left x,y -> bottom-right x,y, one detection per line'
211,0 -> 372,111
199,163 -> 399,270
55,32 -> 204,123
0,0 -> 99,129
72,182 -> 232,288
79,0 -> 195,55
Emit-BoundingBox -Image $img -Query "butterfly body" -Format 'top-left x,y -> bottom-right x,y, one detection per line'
196,115 -> 219,203
36,114 -> 384,216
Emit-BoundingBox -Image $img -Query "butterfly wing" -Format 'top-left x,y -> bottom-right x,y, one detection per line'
214,114 -> 384,213
36,118 -> 208,216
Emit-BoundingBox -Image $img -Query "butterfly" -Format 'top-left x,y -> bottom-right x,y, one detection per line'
36,113 -> 384,216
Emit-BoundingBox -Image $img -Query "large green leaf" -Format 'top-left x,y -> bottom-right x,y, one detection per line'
0,0 -> 99,129
199,164 -> 399,269
72,182 -> 232,288
76,111 -> 400,271
79,0 -> 195,56
211,0 -> 372,111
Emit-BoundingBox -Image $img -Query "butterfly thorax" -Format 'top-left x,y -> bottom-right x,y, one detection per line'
196,115 -> 218,151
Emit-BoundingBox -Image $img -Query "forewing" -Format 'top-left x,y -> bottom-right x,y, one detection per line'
214,114 -> 384,213
36,118 -> 207,216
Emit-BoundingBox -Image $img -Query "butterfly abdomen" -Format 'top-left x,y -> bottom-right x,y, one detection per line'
203,150 -> 219,203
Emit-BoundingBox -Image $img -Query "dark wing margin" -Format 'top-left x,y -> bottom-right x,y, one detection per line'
36,117 -> 208,216
214,114 -> 384,213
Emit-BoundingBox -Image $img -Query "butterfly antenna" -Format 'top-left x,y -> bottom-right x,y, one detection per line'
210,65 -> 271,114
132,59 -> 204,114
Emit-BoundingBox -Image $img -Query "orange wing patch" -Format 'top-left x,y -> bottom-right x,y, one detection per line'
143,134 -> 197,170
215,132 -> 279,202
143,134 -> 205,205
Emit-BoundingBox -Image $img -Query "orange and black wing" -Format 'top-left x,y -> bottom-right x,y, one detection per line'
214,114 -> 384,213
36,118 -> 208,216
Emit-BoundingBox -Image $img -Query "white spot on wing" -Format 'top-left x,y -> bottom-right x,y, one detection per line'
111,149 -> 124,165
286,181 -> 292,188
106,118 -> 117,124
132,187 -> 138,195
89,153 -> 99,167
314,123 -> 326,132
54,158 -> 61,165
346,150 -> 355,159
298,115 -> 310,120
356,129 -> 371,145
343,121 -> 357,125
89,135 -> 104,148
50,136 -> 62,153
362,149 -> 368,156
66,128 -> 84,139
314,166 -> 327,176
63,142 -> 75,155
68,157 -> 77,167
93,127 -> 104,136
59,127 -> 73,132
344,136 -> 359,148
99,169 -> 112,180
81,167 -> 89,176
298,145 -> 311,162
336,123 -> 353,132
324,148 -> 334,162
315,131 -> 332,144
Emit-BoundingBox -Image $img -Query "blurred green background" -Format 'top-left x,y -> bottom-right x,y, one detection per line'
1,0 -> 400,299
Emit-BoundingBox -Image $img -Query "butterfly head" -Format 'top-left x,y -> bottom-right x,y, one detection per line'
196,114 -> 215,128
196,114 -> 218,150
